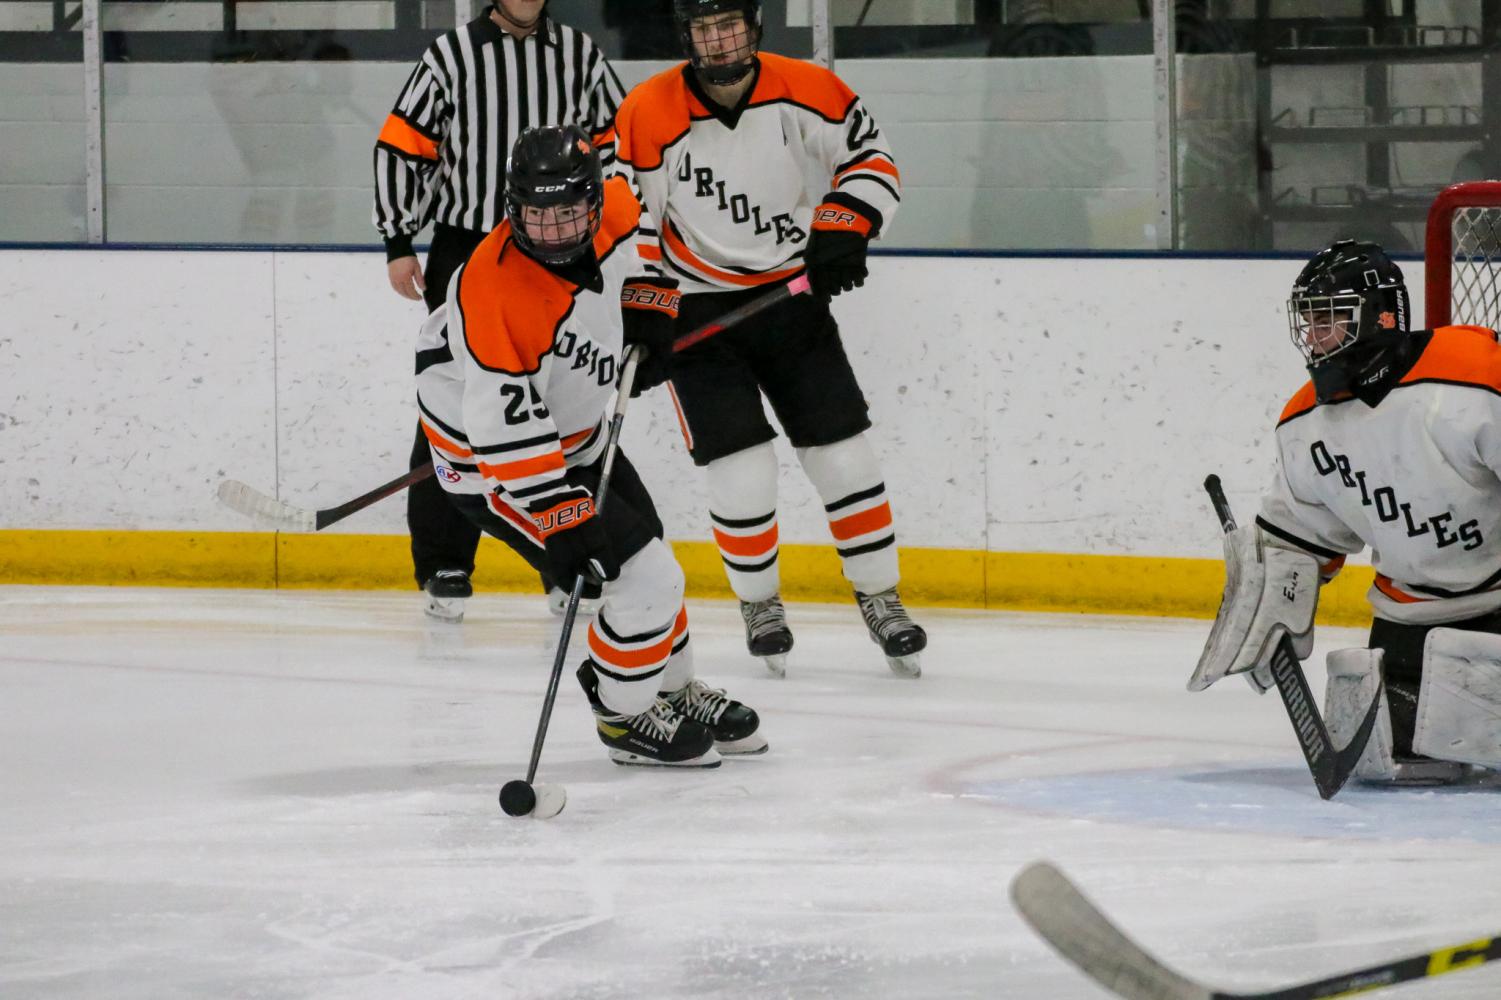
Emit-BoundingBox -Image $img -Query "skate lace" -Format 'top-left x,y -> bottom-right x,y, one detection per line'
741,598 -> 787,639
672,679 -> 729,725
859,590 -> 914,640
628,698 -> 682,741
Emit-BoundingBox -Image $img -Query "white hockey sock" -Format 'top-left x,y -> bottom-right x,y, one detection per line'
707,442 -> 781,603
798,435 -> 899,595
588,541 -> 685,716
657,613 -> 695,695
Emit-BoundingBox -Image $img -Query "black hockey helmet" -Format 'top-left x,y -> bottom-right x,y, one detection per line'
673,0 -> 762,86
1287,239 -> 1411,403
505,124 -> 603,266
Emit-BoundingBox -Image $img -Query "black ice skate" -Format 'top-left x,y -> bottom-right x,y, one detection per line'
424,569 -> 472,623
577,662 -> 720,768
664,679 -> 768,756
740,596 -> 793,677
855,588 -> 926,678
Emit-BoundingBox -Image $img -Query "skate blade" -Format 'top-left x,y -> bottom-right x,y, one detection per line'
717,734 -> 769,756
609,747 -> 723,768
885,654 -> 921,679
761,654 -> 788,678
425,597 -> 465,623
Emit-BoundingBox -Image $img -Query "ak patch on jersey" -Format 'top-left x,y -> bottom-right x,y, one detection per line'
436,465 -> 462,484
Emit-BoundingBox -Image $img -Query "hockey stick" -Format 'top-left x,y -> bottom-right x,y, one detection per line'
670,273 -> 811,353
499,346 -> 644,820
216,464 -> 434,533
217,277 -> 811,533
1011,860 -> 1501,1000
1203,475 -> 1380,801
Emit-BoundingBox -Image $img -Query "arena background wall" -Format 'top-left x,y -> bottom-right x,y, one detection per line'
0,249 -> 1407,626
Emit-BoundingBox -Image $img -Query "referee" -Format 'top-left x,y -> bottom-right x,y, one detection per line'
373,0 -> 626,622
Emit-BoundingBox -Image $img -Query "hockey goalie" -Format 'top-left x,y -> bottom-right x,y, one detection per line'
1190,239 -> 1501,786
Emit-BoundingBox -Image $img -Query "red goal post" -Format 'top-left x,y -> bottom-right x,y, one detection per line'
1426,181 -> 1501,330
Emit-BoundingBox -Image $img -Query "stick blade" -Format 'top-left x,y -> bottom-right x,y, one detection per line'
1011,862 -> 1215,1000
216,479 -> 317,532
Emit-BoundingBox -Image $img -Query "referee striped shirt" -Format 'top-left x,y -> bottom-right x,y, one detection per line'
373,12 -> 626,258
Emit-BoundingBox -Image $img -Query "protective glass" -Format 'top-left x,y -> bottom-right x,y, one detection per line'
1287,293 -> 1361,364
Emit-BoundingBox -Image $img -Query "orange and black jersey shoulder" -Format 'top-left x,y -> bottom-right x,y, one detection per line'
453,175 -> 643,375
1277,324 -> 1501,427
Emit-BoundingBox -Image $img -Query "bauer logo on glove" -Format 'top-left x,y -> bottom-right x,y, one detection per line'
530,495 -> 595,538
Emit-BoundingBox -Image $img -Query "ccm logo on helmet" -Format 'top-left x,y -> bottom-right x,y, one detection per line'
533,183 -> 568,194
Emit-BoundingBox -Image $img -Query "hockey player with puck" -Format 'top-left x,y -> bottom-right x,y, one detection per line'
1190,239 -> 1501,785
415,124 -> 766,767
606,0 -> 926,678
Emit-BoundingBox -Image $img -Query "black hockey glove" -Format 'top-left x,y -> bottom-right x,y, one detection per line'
620,276 -> 681,396
529,487 -> 620,585
805,194 -> 879,302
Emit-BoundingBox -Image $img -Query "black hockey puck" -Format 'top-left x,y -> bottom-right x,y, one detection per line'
499,780 -> 536,817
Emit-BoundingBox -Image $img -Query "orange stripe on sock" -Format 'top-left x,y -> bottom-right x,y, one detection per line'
588,624 -> 675,670
829,501 -> 892,542
713,523 -> 779,558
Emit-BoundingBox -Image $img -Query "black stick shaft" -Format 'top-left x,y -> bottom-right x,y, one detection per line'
1204,473 -> 1237,534
314,463 -> 435,530
522,348 -> 642,785
1236,932 -> 1501,999
671,274 -> 811,353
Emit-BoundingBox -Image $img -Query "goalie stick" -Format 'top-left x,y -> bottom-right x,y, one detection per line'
217,275 -> 813,532
1011,861 -> 1501,1000
1203,475 -> 1379,801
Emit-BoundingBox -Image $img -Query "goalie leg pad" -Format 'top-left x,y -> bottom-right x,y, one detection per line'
1323,648 -> 1398,783
1189,526 -> 1320,692
1414,628 -> 1501,770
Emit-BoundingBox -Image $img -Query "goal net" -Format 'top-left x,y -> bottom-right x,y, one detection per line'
1426,181 -> 1501,330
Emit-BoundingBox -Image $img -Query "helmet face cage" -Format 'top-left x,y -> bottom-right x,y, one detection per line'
1287,292 -> 1363,365
675,0 -> 762,85
1285,239 -> 1409,375
505,126 -> 604,266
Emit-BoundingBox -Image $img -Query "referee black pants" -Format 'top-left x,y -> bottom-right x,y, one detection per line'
407,224 -> 487,588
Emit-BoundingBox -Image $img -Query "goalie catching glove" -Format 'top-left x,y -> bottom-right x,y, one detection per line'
1189,523 -> 1321,693
526,487 -> 620,585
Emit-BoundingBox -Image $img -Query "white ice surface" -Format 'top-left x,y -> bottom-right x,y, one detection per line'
3,587 -> 1501,1000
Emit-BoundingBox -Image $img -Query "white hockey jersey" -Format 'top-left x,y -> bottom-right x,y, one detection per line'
414,176 -> 654,530
1259,325 -> 1501,624
608,53 -> 900,294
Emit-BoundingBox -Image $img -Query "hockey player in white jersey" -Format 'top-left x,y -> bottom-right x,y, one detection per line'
1191,239 -> 1501,784
605,0 -> 926,678
415,124 -> 766,767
